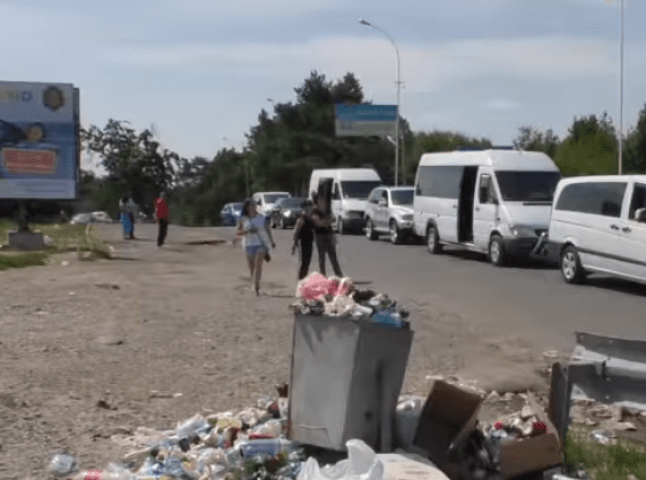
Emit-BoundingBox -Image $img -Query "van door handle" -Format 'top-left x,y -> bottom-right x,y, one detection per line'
610,224 -> 619,230
453,205 -> 458,209
475,207 -> 480,212
622,227 -> 632,233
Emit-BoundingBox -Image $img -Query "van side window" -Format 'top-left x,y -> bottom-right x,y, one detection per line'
629,184 -> 646,221
556,182 -> 627,218
417,166 -> 464,199
368,189 -> 380,204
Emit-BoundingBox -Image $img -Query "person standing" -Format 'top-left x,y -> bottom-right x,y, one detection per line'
119,196 -> 133,240
310,191 -> 343,278
291,199 -> 315,280
154,192 -> 169,247
235,198 -> 276,296
126,196 -> 138,240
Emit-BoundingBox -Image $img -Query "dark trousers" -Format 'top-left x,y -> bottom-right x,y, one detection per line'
315,232 -> 343,277
298,239 -> 313,280
128,213 -> 135,239
157,218 -> 168,246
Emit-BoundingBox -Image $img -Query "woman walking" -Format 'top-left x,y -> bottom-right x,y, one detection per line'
235,198 -> 276,296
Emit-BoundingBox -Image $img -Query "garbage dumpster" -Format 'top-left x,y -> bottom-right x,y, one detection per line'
287,313 -> 414,453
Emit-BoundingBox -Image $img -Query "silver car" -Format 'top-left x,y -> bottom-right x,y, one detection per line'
364,186 -> 415,244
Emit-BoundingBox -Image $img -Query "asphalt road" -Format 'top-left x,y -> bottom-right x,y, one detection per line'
263,227 -> 646,352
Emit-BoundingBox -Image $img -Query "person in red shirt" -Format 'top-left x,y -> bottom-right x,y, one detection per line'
154,192 -> 169,247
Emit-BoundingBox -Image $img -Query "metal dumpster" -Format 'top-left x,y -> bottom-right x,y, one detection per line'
287,313 -> 414,453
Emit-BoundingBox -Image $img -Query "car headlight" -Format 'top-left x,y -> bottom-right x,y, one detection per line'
510,225 -> 536,237
283,211 -> 291,217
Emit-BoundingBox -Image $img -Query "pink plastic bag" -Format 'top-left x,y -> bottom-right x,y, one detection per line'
297,273 -> 332,301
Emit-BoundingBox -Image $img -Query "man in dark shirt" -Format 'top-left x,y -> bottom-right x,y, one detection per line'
292,200 -> 315,280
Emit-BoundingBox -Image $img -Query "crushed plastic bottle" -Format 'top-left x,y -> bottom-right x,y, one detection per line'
176,414 -> 209,438
370,310 -> 403,329
239,438 -> 294,458
49,453 -> 79,477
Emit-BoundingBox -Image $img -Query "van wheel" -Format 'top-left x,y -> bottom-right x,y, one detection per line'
489,235 -> 507,267
390,220 -> 402,245
426,225 -> 442,254
561,245 -> 585,284
365,219 -> 377,240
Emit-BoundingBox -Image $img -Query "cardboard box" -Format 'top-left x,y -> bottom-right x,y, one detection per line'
498,393 -> 563,479
411,380 -> 482,472
377,453 -> 451,480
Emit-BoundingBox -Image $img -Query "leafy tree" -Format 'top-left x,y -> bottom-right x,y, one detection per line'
554,113 -> 618,176
625,103 -> 646,173
513,126 -> 560,159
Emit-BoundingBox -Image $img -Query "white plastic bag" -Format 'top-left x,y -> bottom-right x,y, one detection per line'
297,439 -> 383,480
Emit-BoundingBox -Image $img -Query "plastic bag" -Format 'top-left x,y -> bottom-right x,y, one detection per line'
297,439 -> 383,480
49,453 -> 79,477
296,272 -> 331,301
394,396 -> 424,449
177,414 -> 209,438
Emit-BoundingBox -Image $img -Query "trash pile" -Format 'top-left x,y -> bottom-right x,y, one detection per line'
289,273 -> 409,329
50,388 -> 306,480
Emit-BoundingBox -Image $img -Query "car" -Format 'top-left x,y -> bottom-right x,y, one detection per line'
252,192 -> 291,216
364,186 -> 415,244
220,202 -> 244,226
548,175 -> 646,286
91,211 -> 113,223
270,197 -> 306,229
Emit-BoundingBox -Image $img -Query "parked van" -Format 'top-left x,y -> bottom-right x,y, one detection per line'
309,168 -> 382,234
549,175 -> 646,285
413,149 -> 561,265
252,191 -> 291,217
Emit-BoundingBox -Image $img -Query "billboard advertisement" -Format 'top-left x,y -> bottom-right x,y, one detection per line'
335,104 -> 397,137
0,81 -> 79,200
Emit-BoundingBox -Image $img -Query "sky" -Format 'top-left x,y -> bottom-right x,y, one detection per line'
2,0 -> 645,169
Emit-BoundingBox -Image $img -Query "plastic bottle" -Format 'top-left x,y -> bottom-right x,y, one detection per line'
239,438 -> 294,458
49,453 -> 79,477
371,310 -> 403,329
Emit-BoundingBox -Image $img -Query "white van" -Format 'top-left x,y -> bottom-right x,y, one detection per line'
413,149 -> 561,265
549,175 -> 646,285
309,168 -> 382,234
252,191 -> 291,216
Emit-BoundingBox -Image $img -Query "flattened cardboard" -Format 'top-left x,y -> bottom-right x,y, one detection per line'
377,453 -> 451,480
411,380 -> 482,470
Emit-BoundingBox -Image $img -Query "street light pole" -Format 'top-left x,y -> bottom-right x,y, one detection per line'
359,19 -> 401,186
619,0 -> 624,174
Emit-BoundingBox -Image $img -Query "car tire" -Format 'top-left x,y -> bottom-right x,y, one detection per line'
280,217 -> 286,229
560,245 -> 585,284
366,218 -> 378,240
489,234 -> 507,267
390,220 -> 402,245
426,225 -> 442,254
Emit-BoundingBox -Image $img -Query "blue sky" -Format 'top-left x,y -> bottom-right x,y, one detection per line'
2,0 -> 644,168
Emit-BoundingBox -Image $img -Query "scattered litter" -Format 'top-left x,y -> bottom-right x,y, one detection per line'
49,453 -> 78,477
173,392 -> 183,398
590,429 -> 616,445
61,261 -> 69,266
94,282 -> 120,290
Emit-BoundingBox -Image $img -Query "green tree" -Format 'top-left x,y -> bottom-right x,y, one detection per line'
513,126 -> 560,159
554,113 -> 618,176
625,103 -> 646,173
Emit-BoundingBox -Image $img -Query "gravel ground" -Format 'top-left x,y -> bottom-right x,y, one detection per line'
0,224 -> 555,479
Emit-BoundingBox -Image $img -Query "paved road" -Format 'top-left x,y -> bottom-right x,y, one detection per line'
102,223 -> 646,353
265,227 -> 646,352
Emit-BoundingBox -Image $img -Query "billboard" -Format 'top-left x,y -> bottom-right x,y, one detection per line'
0,81 -> 79,200
335,104 -> 397,137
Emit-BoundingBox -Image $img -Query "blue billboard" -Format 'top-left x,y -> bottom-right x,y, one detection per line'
335,104 -> 397,137
0,81 -> 79,200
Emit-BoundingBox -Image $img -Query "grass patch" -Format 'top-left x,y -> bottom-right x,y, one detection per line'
0,220 -> 112,267
565,430 -> 646,479
0,251 -> 49,271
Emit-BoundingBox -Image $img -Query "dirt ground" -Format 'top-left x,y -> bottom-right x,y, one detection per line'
0,224 -> 560,480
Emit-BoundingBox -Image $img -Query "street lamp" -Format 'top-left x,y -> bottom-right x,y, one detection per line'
618,0 -> 624,174
359,18 -> 401,186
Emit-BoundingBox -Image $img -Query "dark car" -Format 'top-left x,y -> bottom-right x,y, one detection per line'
270,197 -> 306,229
220,202 -> 243,226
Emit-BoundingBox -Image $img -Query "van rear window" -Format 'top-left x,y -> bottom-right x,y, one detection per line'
555,182 -> 627,217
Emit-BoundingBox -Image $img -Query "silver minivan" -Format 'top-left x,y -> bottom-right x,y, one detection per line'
364,186 -> 415,244
549,175 -> 646,285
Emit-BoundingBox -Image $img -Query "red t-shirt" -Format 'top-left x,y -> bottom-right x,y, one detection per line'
155,198 -> 169,220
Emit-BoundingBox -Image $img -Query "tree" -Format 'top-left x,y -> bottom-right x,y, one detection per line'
625,103 -> 646,173
513,126 -> 560,159
554,113 -> 618,176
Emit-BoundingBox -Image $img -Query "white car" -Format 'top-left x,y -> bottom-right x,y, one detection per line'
364,186 -> 415,244
549,175 -> 646,285
252,192 -> 291,216
70,211 -> 113,225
